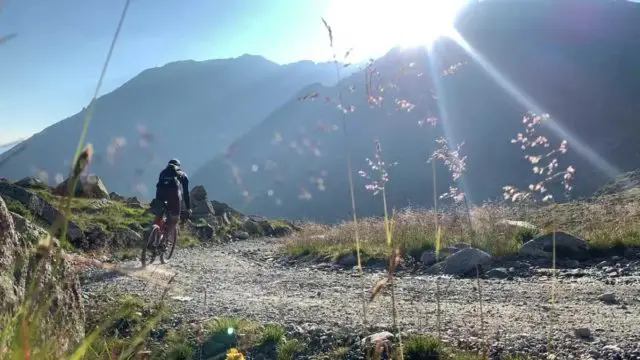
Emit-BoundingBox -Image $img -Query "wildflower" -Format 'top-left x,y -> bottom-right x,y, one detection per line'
359,140 -> 397,196
226,348 -> 245,360
504,111 -> 576,203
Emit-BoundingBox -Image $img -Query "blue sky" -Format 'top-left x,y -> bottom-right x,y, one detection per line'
0,0 -> 363,144
0,0 -> 482,145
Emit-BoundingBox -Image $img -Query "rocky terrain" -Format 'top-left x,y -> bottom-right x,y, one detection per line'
0,164 -> 639,360
0,172 -> 639,358
80,236 -> 640,359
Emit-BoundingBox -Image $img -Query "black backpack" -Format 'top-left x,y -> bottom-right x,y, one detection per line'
157,165 -> 181,189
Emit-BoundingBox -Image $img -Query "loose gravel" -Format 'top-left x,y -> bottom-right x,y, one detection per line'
80,238 -> 640,359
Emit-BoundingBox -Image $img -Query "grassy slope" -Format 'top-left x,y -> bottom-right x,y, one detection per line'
284,189 -> 640,262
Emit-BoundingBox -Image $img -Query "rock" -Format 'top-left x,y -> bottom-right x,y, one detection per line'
562,259 -> 580,268
420,251 -> 437,266
599,293 -> 618,305
427,247 -> 493,276
85,225 -> 109,250
10,212 -> 49,245
0,181 -> 86,247
232,231 -> 249,240
190,222 -> 215,242
54,174 -> 110,199
624,248 -> 639,259
110,227 -> 143,249
361,331 -> 394,347
109,192 -> 125,201
486,267 -> 509,279
261,220 -> 293,237
242,219 -> 263,236
15,176 -> 48,190
211,199 -> 241,217
125,196 -> 144,209
574,327 -> 592,339
451,243 -> 471,250
421,247 -> 459,266
190,186 -> 216,219
519,231 -> 588,260
0,196 -> 85,353
336,254 -> 357,267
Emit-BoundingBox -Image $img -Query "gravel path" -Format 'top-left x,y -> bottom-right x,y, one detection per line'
81,238 -> 640,359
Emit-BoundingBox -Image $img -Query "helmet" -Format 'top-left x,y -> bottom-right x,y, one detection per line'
168,159 -> 181,167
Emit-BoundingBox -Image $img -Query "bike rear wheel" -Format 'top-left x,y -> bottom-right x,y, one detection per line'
141,225 -> 161,267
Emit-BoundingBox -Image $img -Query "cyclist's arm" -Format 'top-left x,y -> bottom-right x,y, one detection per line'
180,172 -> 191,210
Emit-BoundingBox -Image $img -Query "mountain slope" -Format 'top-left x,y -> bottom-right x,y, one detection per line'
0,55 -> 349,196
0,139 -> 24,155
192,0 -> 640,222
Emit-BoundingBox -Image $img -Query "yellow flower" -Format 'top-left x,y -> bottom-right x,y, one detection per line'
226,348 -> 245,360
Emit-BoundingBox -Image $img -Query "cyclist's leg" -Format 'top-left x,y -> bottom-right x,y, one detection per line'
164,192 -> 181,250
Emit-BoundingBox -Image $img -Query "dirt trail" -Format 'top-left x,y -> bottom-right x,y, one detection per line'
81,238 -> 640,359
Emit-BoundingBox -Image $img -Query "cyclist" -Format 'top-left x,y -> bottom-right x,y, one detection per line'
151,159 -> 192,250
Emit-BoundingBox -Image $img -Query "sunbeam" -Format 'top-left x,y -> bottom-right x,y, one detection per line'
448,30 -> 622,181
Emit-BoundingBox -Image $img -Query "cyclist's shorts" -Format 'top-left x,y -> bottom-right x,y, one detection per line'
156,187 -> 181,216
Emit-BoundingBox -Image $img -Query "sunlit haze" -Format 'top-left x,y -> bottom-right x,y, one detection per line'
0,0 -> 470,144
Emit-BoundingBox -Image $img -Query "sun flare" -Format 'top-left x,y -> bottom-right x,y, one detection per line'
325,0 -> 468,60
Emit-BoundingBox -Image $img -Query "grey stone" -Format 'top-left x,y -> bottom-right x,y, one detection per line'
232,231 -> 250,240
361,331 -> 394,347
486,268 -> 509,279
54,174 -> 110,199
420,251 -> 437,266
574,327 -> 592,339
0,196 -> 85,353
336,254 -> 357,267
0,182 -> 86,247
599,293 -> 618,305
427,247 -> 493,276
520,231 -> 588,260
15,176 -> 47,189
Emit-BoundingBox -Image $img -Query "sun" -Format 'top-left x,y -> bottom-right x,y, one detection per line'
324,0 -> 468,60
390,0 -> 468,48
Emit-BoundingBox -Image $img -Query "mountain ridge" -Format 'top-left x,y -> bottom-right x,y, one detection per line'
190,0 -> 640,222
0,54 -> 353,196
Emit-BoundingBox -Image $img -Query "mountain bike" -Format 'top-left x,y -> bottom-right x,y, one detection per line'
141,201 -> 178,267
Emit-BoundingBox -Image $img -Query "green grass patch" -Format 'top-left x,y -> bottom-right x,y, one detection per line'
2,196 -> 32,220
30,189 -> 153,235
404,334 -> 443,359
277,338 -> 305,360
327,346 -> 350,359
203,317 -> 260,337
162,329 -> 195,360
260,324 -> 285,345
178,232 -> 200,248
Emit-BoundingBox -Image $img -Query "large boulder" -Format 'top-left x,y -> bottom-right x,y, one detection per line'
211,199 -> 241,217
520,231 -> 589,260
0,196 -> 85,353
84,226 -> 143,251
0,181 -> 86,247
14,176 -> 48,190
54,174 -> 110,199
190,185 -> 216,218
427,247 -> 493,276
10,212 -> 48,245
